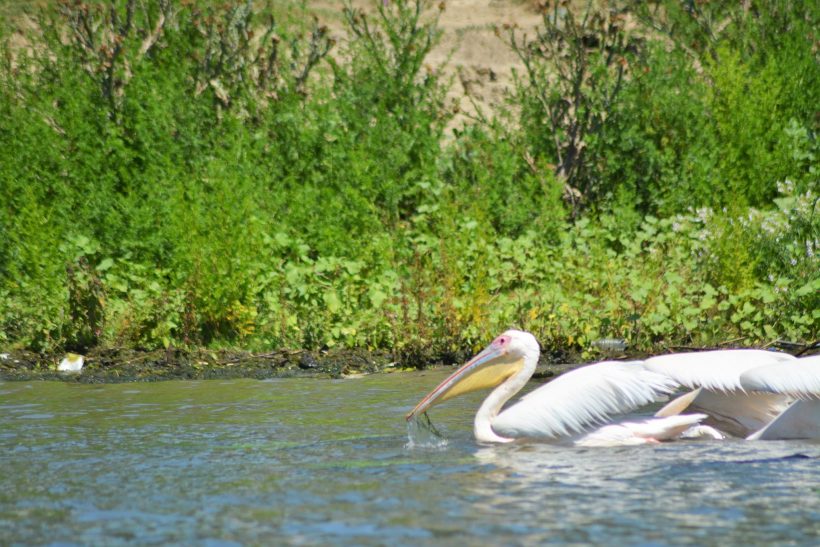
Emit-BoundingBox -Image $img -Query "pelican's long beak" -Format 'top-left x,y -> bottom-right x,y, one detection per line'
405,344 -> 523,420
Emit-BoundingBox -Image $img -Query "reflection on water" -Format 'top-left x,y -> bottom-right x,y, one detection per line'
1,370 -> 819,545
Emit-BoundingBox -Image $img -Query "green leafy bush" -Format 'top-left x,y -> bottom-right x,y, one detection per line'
0,0 -> 816,360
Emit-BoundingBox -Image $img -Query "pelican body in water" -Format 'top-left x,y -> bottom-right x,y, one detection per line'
407,330 -> 820,445
406,330 -> 705,446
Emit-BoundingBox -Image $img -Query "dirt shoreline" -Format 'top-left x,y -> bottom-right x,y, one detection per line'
0,346 -> 580,383
2,343 -> 813,383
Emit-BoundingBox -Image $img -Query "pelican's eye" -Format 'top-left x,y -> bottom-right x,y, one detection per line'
493,335 -> 510,347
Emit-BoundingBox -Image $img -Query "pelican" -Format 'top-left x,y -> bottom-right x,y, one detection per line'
406,330 -> 707,445
650,352 -> 820,440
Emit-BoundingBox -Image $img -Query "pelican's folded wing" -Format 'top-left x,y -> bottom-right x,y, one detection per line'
747,399 -> 820,440
740,355 -> 820,400
492,362 -> 677,440
644,350 -> 795,392
572,414 -> 709,447
657,387 -> 790,438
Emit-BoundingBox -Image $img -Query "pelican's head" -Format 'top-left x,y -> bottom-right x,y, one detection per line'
406,329 -> 540,420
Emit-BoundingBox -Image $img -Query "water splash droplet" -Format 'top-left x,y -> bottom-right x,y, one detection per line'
405,412 -> 448,450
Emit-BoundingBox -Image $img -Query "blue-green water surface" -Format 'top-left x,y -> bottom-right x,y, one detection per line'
1,370 -> 819,545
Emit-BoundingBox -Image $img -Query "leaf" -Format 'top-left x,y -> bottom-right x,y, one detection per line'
759,286 -> 776,304
795,281 -> 816,297
344,261 -> 363,275
285,265 -> 301,286
664,271 -> 684,285
97,258 -> 114,271
699,294 -> 717,310
323,291 -> 341,313
274,232 -> 291,247
369,287 -> 387,307
75,234 -> 91,250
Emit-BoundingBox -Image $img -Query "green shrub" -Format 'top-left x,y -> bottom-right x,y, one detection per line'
506,2 -> 638,215
0,0 -> 816,358
612,0 -> 819,212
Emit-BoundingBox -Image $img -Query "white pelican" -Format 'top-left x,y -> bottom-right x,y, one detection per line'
649,352 -> 820,440
406,330 -> 706,446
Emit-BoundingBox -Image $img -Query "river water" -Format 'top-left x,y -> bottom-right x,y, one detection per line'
1,370 -> 818,545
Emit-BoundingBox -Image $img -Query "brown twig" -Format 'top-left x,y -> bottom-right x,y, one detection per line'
505,2 -> 636,216
138,0 -> 170,58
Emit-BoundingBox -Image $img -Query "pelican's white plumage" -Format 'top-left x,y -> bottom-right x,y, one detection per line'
644,350 -> 796,392
656,388 -> 790,438
739,355 -> 820,399
492,361 -> 676,440
406,330 -> 818,444
572,414 -> 709,447
406,330 -> 687,444
747,400 -> 820,440
650,352 -> 820,440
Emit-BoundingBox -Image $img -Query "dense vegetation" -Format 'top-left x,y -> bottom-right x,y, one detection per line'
0,0 -> 817,361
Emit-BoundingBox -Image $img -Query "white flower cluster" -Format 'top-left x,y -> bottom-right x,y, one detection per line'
680,180 -> 818,279
776,178 -> 795,195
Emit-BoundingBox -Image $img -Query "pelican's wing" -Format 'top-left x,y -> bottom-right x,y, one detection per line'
492,361 -> 677,440
740,355 -> 820,400
658,388 -> 790,438
747,399 -> 820,440
644,350 -> 795,392
572,414 -> 708,447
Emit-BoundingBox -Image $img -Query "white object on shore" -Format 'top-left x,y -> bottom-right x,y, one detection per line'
58,353 -> 85,372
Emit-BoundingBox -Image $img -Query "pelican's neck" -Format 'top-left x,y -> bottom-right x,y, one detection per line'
474,351 -> 538,443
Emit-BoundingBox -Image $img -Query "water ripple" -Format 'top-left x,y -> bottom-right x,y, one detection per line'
1,377 -> 819,545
